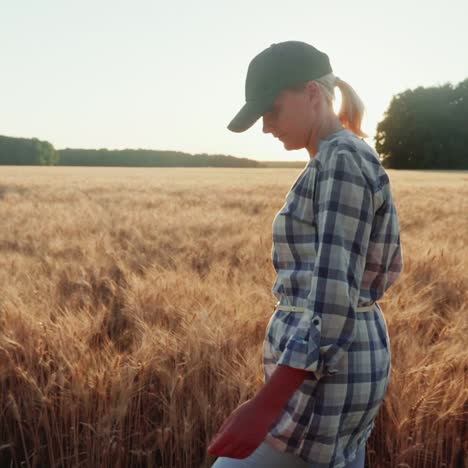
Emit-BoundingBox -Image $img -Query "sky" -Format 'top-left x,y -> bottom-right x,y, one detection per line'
1,1 -> 467,162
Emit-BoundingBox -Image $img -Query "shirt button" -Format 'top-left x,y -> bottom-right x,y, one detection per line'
313,318 -> 320,326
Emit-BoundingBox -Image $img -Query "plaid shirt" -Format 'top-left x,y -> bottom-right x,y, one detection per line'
263,129 -> 403,467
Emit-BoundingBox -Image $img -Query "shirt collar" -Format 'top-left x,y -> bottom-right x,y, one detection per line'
307,129 -> 352,166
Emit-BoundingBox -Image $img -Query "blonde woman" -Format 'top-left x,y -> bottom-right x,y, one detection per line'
207,41 -> 403,468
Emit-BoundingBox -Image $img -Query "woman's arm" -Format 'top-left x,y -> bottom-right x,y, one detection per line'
253,364 -> 310,412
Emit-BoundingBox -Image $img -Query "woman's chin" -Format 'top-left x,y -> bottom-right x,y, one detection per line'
280,137 -> 289,147
281,138 -> 298,150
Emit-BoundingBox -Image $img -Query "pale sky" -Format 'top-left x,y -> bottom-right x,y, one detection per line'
1,1 -> 467,162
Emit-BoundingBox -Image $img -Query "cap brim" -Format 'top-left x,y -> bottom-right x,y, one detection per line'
227,93 -> 276,133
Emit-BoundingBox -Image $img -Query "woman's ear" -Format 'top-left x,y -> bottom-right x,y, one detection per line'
305,81 -> 320,105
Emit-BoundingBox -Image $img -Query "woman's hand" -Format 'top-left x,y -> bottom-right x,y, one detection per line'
206,398 -> 279,459
207,365 -> 309,459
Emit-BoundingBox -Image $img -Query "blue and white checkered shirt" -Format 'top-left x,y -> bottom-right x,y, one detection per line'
263,129 -> 403,467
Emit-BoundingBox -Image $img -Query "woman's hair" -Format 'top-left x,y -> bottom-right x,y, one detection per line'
289,72 -> 368,138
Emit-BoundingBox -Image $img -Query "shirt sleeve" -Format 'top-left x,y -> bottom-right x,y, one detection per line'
276,149 -> 375,379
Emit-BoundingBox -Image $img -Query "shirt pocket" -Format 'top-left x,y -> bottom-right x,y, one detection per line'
277,167 -> 317,226
277,189 -> 316,227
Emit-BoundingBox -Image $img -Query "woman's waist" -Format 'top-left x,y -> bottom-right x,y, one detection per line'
274,296 -> 378,313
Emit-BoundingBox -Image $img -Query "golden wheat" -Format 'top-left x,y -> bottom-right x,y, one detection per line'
0,166 -> 467,467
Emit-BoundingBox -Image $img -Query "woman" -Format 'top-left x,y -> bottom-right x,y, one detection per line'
207,41 -> 403,468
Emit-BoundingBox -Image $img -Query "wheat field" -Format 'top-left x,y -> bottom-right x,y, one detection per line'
0,166 -> 467,468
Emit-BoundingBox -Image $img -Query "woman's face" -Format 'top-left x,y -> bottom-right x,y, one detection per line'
262,81 -> 320,150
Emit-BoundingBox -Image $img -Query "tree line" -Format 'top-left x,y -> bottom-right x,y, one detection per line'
57,148 -> 263,168
0,138 -> 264,168
1,78 -> 467,169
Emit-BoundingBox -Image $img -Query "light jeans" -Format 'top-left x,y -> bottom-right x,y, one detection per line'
211,440 -> 366,468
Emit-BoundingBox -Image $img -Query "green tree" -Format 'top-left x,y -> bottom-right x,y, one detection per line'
375,78 -> 468,169
0,135 -> 59,165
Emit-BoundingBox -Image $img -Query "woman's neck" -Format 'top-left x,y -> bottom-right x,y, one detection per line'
306,117 -> 344,160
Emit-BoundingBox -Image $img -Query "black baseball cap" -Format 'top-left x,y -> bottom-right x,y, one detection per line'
227,41 -> 333,133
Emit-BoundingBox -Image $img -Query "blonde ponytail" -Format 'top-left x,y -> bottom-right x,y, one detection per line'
315,73 -> 368,138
